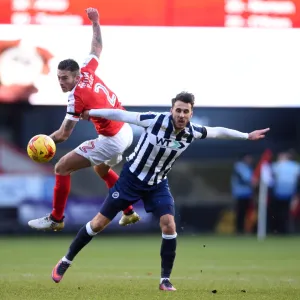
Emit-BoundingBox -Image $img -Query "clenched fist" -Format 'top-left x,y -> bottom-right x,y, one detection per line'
85,7 -> 99,23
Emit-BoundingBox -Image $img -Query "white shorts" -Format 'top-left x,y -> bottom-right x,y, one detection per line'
74,123 -> 133,167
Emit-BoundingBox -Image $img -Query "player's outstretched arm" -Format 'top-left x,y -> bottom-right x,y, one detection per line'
82,108 -> 157,128
205,126 -> 270,140
49,119 -> 77,144
86,7 -> 102,58
82,109 -> 139,124
248,128 -> 270,140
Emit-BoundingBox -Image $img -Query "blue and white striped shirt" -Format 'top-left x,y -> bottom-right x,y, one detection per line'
127,112 -> 207,185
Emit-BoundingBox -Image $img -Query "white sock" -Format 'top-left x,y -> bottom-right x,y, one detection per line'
62,256 -> 72,264
162,232 -> 177,239
160,278 -> 169,284
86,221 -> 98,236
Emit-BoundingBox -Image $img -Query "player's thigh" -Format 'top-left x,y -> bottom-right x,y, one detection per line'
74,138 -> 105,166
143,181 -> 175,219
100,193 -> 137,221
55,150 -> 91,175
113,123 -> 133,150
104,123 -> 134,167
74,130 -> 130,167
100,170 -> 142,219
74,138 -> 114,166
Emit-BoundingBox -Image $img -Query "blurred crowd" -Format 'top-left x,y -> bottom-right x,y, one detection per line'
231,149 -> 300,235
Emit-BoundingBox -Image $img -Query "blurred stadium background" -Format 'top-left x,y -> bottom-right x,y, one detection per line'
0,1 -> 300,299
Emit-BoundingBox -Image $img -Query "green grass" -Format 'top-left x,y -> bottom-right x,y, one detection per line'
0,235 -> 300,299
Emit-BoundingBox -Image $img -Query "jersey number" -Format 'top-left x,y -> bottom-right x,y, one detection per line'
94,83 -> 116,107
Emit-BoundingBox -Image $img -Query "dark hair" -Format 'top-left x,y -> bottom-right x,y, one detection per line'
58,59 -> 80,72
171,92 -> 195,108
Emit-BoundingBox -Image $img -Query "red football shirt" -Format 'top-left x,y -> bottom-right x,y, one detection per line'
65,55 -> 124,136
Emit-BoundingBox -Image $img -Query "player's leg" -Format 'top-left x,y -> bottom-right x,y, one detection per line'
159,214 -> 177,291
143,181 -> 177,291
51,180 -> 137,283
94,163 -> 139,217
52,212 -> 111,283
28,150 -> 92,231
92,124 -> 140,226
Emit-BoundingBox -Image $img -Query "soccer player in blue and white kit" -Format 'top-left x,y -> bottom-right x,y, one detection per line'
51,92 -> 269,291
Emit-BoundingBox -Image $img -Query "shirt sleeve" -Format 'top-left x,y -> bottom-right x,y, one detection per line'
192,124 -> 208,139
81,54 -> 99,72
65,89 -> 84,122
205,126 -> 249,139
89,109 -> 157,127
135,112 -> 158,127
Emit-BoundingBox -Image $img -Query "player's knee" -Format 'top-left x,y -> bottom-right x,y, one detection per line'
54,161 -> 63,175
54,161 -> 67,175
90,213 -> 110,232
54,157 -> 70,175
94,164 -> 110,178
160,214 -> 176,235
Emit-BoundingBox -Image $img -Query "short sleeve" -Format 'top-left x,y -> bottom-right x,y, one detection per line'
81,55 -> 99,72
135,112 -> 158,127
192,124 -> 207,139
65,90 -> 84,122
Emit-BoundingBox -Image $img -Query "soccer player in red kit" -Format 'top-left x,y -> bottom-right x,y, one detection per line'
28,7 -> 140,231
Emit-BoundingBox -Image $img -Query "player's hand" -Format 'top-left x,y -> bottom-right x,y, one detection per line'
85,7 -> 99,23
81,110 -> 91,121
248,128 -> 270,140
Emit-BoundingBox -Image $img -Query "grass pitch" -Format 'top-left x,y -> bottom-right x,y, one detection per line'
0,235 -> 299,300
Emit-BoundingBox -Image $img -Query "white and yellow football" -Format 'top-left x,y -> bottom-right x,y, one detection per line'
27,134 -> 56,163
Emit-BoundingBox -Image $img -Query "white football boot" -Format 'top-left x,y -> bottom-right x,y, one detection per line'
28,214 -> 64,231
119,212 -> 141,226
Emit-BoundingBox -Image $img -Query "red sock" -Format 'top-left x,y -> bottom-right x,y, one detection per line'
101,169 -> 133,214
101,169 -> 119,188
123,206 -> 133,214
51,174 -> 71,221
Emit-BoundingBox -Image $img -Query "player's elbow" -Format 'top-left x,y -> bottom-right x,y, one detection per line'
205,127 -> 218,138
61,130 -> 72,141
91,48 -> 102,59
206,127 -> 227,139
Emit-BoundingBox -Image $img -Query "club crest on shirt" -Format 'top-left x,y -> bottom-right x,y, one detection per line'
112,192 -> 119,199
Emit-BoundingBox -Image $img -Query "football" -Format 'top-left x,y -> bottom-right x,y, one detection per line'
27,134 -> 56,163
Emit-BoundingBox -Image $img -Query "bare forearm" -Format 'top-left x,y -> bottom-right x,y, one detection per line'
91,21 -> 102,56
51,118 -> 77,144
50,130 -> 67,144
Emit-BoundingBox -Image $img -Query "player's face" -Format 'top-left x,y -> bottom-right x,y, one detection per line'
171,101 -> 193,130
57,70 -> 78,92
